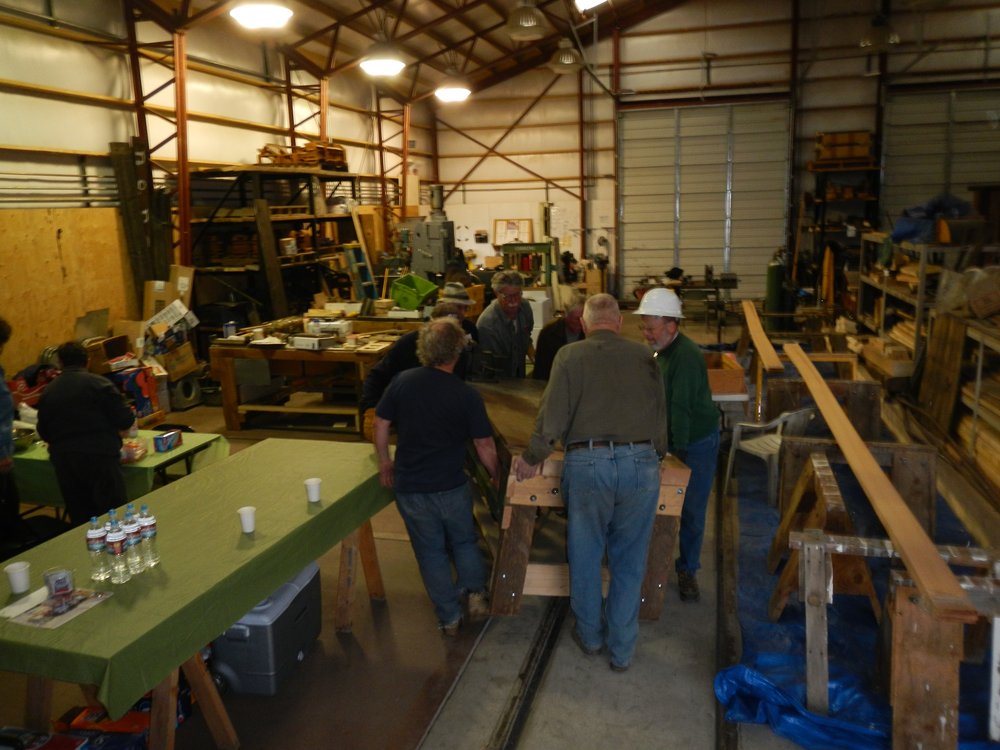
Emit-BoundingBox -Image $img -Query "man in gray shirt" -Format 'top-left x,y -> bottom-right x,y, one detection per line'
513,294 -> 667,672
476,270 -> 534,378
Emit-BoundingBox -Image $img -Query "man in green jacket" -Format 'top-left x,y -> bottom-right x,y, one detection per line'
636,288 -> 720,603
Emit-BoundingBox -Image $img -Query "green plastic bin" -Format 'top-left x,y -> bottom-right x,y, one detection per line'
391,274 -> 439,310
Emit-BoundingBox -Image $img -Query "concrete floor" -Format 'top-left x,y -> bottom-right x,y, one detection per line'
0,312 -> 800,749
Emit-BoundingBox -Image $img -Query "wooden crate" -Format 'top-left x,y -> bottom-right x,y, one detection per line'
704,351 -> 747,395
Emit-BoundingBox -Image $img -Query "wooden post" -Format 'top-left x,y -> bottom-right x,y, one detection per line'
801,529 -> 831,715
890,582 -> 962,749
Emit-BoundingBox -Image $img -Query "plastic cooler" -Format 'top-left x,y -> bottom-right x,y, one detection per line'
390,274 -> 438,310
210,562 -> 321,695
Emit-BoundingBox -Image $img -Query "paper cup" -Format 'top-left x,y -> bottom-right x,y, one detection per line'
304,478 -> 322,503
237,506 -> 256,534
5,561 -> 30,595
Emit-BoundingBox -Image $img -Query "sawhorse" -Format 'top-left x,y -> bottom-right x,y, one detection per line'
490,454 -> 690,620
789,529 -> 998,748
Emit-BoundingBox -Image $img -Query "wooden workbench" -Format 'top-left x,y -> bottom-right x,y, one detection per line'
210,343 -> 390,432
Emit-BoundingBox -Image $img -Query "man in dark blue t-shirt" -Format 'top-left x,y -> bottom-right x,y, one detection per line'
374,318 -> 499,635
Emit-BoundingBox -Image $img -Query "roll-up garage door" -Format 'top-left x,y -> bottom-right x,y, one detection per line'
618,102 -> 791,301
882,88 -> 1000,225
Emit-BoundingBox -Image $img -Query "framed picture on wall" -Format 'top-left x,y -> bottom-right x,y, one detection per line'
493,219 -> 533,245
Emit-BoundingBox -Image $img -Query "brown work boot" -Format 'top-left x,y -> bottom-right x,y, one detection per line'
678,571 -> 700,602
440,616 -> 462,637
465,590 -> 490,622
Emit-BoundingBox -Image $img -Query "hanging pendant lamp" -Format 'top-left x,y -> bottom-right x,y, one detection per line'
229,2 -> 293,30
548,38 -> 583,74
360,33 -> 406,77
505,0 -> 550,41
435,67 -> 471,103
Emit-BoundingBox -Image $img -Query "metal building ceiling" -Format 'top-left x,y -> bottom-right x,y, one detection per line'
137,0 -> 681,102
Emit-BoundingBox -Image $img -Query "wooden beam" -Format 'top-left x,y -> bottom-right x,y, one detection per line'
741,299 -> 784,372
783,344 -> 977,624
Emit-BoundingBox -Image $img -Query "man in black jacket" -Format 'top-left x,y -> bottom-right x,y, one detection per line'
360,301 -> 477,441
37,341 -> 136,525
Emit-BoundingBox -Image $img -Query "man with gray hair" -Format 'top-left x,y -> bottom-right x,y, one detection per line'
476,270 -> 534,378
513,294 -> 667,672
374,318 -> 499,636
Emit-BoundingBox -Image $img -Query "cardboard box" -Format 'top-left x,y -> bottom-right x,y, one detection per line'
156,341 -> 198,382
113,320 -> 147,355
703,351 -> 746,395
143,280 -> 178,320
86,335 -> 133,375
169,265 -> 196,308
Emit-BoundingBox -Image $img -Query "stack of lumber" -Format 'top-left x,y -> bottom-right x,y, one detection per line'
887,321 -> 919,351
956,413 -> 1000,501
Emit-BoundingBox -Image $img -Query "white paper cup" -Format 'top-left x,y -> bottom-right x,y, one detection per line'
304,477 -> 322,503
237,506 -> 256,534
5,561 -> 30,595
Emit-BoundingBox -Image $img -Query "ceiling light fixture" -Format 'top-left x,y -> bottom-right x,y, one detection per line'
548,38 -> 583,74
574,0 -> 607,11
505,0 -> 550,42
229,2 -> 293,30
860,13 -> 900,52
360,33 -> 406,77
435,67 -> 471,103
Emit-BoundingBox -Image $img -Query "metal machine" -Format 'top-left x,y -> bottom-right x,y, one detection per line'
409,184 -> 458,278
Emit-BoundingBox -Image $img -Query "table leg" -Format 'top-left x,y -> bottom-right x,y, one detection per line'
181,654 -> 239,750
215,356 -> 242,431
24,675 -> 52,732
148,668 -> 179,750
335,529 -> 361,632
357,520 -> 385,600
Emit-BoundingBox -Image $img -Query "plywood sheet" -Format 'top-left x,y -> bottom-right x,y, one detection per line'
0,208 -> 137,374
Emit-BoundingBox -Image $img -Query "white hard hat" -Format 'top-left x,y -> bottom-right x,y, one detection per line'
635,287 -> 684,318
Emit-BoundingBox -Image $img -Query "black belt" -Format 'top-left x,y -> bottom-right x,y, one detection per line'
565,440 -> 653,452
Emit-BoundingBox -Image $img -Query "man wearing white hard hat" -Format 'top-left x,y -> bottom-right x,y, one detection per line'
635,287 -> 720,603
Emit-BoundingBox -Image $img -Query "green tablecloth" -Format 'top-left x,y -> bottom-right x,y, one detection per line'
13,430 -> 230,508
0,439 -> 393,718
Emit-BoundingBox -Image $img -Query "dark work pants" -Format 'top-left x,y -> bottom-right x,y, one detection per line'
0,471 -> 26,541
49,451 -> 127,526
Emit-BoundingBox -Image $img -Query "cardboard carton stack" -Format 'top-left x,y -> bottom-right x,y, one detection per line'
91,266 -> 201,422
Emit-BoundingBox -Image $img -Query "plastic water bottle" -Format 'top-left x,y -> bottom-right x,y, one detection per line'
86,517 -> 110,582
106,512 -> 131,585
138,504 -> 159,568
122,510 -> 145,575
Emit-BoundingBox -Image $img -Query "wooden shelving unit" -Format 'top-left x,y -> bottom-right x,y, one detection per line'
187,167 -> 397,323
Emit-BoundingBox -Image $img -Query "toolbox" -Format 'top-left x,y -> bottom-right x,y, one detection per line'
211,562 -> 321,695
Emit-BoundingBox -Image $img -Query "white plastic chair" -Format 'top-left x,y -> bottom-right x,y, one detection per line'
722,407 -> 816,505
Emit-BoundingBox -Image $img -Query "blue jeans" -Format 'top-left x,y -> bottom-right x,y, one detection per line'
562,443 -> 660,668
395,483 -> 486,626
675,430 -> 721,576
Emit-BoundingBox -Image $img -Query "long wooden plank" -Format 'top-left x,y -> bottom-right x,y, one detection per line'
784,344 -> 977,623
741,299 -> 784,373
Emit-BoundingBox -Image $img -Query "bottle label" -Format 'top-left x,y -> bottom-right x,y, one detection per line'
86,537 -> 106,553
140,519 -> 157,539
106,535 -> 125,555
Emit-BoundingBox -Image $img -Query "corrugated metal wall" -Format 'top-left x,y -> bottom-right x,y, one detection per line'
882,88 -> 1000,223
619,102 -> 789,300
